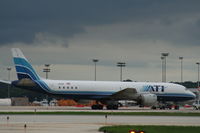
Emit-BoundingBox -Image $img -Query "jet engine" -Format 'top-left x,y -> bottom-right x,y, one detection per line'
138,93 -> 157,106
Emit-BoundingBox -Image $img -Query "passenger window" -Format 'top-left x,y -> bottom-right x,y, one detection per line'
71,87 -> 73,89
63,86 -> 65,89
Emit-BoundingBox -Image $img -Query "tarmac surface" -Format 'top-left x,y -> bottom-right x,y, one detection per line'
0,106 -> 199,133
0,115 -> 200,133
0,106 -> 199,113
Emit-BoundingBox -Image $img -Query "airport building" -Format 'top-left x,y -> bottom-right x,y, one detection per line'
11,97 -> 29,106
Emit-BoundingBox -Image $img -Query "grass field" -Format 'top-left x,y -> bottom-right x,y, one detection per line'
0,111 -> 200,116
99,125 -> 200,133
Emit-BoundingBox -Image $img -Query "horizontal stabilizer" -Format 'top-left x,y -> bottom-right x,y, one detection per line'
0,80 -> 12,90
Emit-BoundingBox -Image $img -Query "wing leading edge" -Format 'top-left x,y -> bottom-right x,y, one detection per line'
108,88 -> 138,100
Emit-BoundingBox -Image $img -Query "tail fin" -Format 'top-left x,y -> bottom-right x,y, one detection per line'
12,48 -> 40,80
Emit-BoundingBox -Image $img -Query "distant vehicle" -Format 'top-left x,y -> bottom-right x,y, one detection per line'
32,100 -> 41,106
193,100 -> 200,110
0,48 -> 196,110
33,99 -> 49,106
49,99 -> 58,106
40,99 -> 49,106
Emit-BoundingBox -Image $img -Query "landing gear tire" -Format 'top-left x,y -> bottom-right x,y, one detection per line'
159,106 -> 166,110
106,104 -> 119,110
174,105 -> 179,110
91,104 -> 103,110
151,106 -> 157,110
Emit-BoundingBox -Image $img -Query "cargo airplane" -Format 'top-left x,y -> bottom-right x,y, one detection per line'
0,48 -> 196,110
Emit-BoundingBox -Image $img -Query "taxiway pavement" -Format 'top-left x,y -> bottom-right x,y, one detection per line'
0,114 -> 199,133
0,106 -> 198,113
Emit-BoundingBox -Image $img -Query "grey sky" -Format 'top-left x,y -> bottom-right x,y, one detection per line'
0,0 -> 200,82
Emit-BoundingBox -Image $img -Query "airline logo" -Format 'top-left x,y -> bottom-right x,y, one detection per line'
141,85 -> 165,93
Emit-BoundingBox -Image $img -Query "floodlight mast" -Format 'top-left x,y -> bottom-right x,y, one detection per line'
117,62 -> 126,81
7,67 -> 11,98
179,57 -> 183,83
43,64 -> 50,79
92,59 -> 99,81
161,53 -> 169,82
196,62 -> 200,88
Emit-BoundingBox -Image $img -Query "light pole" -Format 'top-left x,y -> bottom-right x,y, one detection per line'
117,62 -> 126,81
7,67 -> 11,98
43,64 -> 50,103
161,53 -> 169,82
43,64 -> 50,79
161,56 -> 165,82
92,59 -> 99,81
179,57 -> 183,83
196,62 -> 200,88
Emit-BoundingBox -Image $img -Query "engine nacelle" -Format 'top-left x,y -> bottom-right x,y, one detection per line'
139,93 -> 157,106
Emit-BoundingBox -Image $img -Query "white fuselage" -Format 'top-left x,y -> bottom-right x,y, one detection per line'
38,79 -> 195,101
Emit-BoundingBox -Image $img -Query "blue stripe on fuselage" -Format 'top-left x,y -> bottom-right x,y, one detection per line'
157,93 -> 195,101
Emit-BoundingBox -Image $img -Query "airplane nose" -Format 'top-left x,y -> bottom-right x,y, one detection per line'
190,91 -> 196,100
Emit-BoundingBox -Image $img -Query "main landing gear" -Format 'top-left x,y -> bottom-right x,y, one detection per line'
91,104 -> 119,110
91,101 -> 119,110
174,105 -> 180,110
91,104 -> 103,110
106,104 -> 119,110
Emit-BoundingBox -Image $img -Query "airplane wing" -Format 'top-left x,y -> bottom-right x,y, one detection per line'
108,88 -> 138,100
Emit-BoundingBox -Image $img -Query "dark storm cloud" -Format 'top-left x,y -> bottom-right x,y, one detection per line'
0,0 -> 140,45
0,0 -> 200,46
